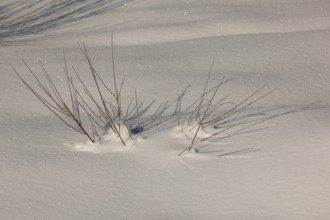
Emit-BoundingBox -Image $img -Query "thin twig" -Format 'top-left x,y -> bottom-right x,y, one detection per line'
194,58 -> 215,121
135,89 -> 142,136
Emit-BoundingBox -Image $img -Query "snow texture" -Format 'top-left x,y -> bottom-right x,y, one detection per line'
1,0 -> 330,219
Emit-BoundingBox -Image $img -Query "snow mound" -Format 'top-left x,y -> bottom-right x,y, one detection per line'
75,125 -> 142,153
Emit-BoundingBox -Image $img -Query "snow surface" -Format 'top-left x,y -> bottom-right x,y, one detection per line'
1,0 -> 330,219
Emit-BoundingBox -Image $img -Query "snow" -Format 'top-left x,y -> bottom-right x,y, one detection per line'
1,0 -> 330,219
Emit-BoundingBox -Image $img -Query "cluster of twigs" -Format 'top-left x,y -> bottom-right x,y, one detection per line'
178,60 -> 275,156
13,34 -> 140,145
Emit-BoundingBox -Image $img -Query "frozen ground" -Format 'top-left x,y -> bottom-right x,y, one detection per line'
1,0 -> 330,219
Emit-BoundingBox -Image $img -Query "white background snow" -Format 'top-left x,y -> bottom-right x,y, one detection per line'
1,0 -> 330,219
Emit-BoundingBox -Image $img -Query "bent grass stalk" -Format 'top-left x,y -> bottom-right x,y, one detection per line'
12,63 -> 96,143
135,89 -> 142,136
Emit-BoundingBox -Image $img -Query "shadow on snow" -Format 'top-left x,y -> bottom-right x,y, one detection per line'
0,0 -> 133,44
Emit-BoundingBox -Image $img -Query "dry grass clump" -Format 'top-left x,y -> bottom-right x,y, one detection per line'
178,60 -> 274,156
13,34 -> 136,145
176,60 -> 321,156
